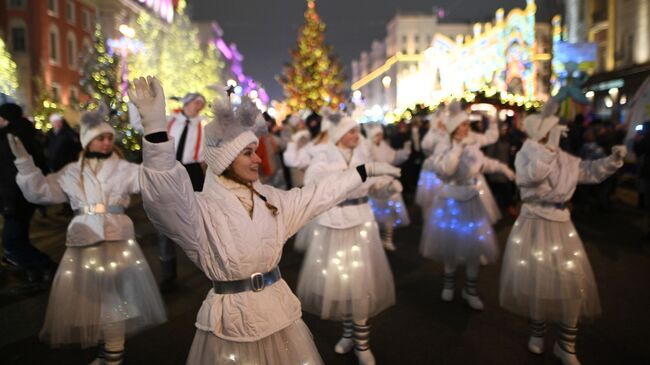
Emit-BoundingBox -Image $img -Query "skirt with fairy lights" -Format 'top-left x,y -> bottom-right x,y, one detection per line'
40,239 -> 167,348
186,320 -> 324,365
420,194 -> 498,266
296,220 -> 395,321
415,170 -> 443,213
499,215 -> 601,321
476,174 -> 502,224
369,193 -> 410,228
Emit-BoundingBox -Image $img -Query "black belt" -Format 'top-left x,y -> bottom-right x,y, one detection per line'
524,201 -> 567,209
338,197 -> 369,207
212,267 -> 281,294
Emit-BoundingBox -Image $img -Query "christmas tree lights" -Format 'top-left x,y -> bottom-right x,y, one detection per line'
0,36 -> 19,98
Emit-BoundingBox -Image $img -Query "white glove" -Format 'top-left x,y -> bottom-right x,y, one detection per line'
365,162 -> 401,178
6,134 -> 30,160
611,145 -> 627,162
127,76 -> 167,135
388,179 -> 403,194
546,125 -> 568,150
501,164 -> 516,181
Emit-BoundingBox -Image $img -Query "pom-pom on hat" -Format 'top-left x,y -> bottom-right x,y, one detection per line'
445,101 -> 469,135
80,103 -> 115,148
203,96 -> 262,175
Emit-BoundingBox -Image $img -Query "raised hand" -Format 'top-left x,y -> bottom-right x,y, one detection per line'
365,162 -> 401,178
127,76 -> 167,135
6,134 -> 30,160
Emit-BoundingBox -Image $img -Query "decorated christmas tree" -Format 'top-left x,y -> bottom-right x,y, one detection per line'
129,0 -> 223,112
80,24 -> 141,158
0,36 -> 19,98
280,0 -> 345,112
31,77 -> 63,131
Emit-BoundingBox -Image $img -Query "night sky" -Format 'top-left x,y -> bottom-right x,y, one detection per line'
190,0 -> 563,100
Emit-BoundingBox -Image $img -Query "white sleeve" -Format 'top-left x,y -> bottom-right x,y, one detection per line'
275,168 -> 363,240
514,145 -> 556,187
469,122 -> 499,147
14,157 -> 67,205
432,142 -> 463,177
480,155 -> 509,175
283,142 -> 311,169
421,129 -> 436,156
577,155 -> 622,184
139,138 -> 209,264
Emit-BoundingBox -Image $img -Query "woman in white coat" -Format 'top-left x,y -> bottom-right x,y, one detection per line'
367,125 -> 410,251
128,76 -> 399,365
420,104 -> 515,311
499,112 -> 626,365
7,105 -> 166,365
297,114 -> 400,365
416,109 -> 446,213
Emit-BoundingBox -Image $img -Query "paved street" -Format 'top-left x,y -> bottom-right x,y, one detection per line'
1,188 -> 649,364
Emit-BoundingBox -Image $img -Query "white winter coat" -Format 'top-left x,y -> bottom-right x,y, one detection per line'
305,143 -> 389,230
515,139 -> 622,222
139,139 -> 365,342
369,140 -> 409,166
431,139 -> 510,201
14,155 -> 140,247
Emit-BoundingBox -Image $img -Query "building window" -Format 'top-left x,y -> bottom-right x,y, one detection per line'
70,86 -> 79,103
8,0 -> 26,9
401,35 -> 407,45
66,32 -> 77,69
10,24 -> 26,52
66,1 -> 75,24
49,25 -> 60,64
82,9 -> 91,31
414,35 -> 420,44
48,0 -> 59,16
51,83 -> 61,102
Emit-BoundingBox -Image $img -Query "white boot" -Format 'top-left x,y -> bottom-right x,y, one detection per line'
528,336 -> 544,354
88,359 -> 103,365
335,321 -> 354,354
382,225 -> 396,251
354,349 -> 376,365
553,342 -> 581,365
441,288 -> 454,301
461,289 -> 484,310
441,272 -> 455,301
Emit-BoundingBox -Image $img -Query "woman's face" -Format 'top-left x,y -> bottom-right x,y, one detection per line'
87,133 -> 114,154
230,143 -> 262,183
372,132 -> 383,145
452,121 -> 470,142
338,127 -> 360,149
183,98 -> 206,118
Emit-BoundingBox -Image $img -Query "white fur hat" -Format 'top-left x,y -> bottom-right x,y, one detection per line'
203,96 -> 263,175
366,124 -> 383,140
181,92 -> 206,106
80,103 -> 115,148
325,109 -> 358,143
445,101 -> 469,134
523,114 -> 559,142
49,113 -> 63,123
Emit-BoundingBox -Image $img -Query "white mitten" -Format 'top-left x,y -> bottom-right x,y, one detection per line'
365,162 -> 401,178
127,76 -> 167,135
611,145 -> 627,162
6,134 -> 30,161
546,125 -> 568,150
501,164 -> 516,181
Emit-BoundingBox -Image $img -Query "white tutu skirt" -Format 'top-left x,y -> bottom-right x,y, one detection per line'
297,221 -> 395,321
477,174 -> 502,224
293,220 -> 319,253
186,320 -> 323,365
420,195 -> 498,266
499,217 -> 601,321
415,170 -> 443,212
40,239 -> 167,348
369,194 -> 410,228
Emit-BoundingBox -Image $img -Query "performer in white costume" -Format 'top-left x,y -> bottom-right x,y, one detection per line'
420,103 -> 514,310
129,76 -> 399,365
367,125 -> 411,251
499,110 -> 626,365
297,113 -> 400,365
7,104 -> 166,365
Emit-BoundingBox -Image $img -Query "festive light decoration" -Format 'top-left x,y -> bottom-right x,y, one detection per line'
80,24 -> 141,158
0,36 -> 19,98
280,0 -> 345,112
128,0 -> 224,113
32,77 -> 63,131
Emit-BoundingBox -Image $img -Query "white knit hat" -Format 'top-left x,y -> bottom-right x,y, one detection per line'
523,99 -> 560,142
444,101 -> 469,134
323,109 -> 358,143
181,92 -> 206,106
49,113 -> 63,123
80,103 -> 115,148
203,96 -> 263,175
366,124 -> 383,140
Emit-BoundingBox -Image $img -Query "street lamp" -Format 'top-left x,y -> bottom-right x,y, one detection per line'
382,76 -> 392,109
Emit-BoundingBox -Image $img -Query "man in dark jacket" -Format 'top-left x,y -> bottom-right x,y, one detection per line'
45,113 -> 81,172
0,103 -> 56,281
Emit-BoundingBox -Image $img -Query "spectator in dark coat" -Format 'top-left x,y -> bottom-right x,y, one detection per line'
634,121 -> 650,238
0,103 -> 56,281
45,113 -> 81,172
